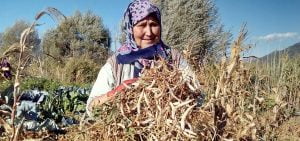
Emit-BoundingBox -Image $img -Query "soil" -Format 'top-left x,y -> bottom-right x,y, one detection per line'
276,116 -> 300,140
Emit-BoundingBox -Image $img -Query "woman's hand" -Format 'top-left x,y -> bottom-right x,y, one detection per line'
88,78 -> 138,111
88,94 -> 111,111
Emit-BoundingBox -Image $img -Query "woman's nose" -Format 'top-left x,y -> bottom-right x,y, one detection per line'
144,25 -> 153,36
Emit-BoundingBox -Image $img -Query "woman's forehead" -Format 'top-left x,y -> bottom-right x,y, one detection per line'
135,14 -> 159,25
128,0 -> 160,25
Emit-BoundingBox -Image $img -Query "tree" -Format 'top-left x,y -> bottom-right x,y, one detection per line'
151,0 -> 230,67
42,11 -> 111,65
41,11 -> 111,83
0,20 -> 40,75
1,20 -> 40,56
0,33 -> 3,48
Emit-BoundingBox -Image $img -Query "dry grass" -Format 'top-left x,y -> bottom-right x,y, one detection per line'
55,28 -> 300,141
1,15 -> 299,140
0,7 -> 67,141
60,60 -> 206,140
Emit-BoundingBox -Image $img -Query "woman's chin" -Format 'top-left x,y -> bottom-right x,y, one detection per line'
140,42 -> 160,48
140,44 -> 154,48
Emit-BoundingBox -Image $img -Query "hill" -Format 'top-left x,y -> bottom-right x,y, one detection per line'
260,42 -> 300,62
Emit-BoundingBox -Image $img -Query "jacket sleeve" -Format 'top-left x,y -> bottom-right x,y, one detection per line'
86,62 -> 115,116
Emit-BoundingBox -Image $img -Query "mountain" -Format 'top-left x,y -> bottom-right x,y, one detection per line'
259,42 -> 300,62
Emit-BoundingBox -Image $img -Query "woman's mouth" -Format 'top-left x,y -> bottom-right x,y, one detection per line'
143,39 -> 155,43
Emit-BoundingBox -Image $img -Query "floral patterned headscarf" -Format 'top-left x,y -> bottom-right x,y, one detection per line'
117,0 -> 171,77
117,0 -> 168,55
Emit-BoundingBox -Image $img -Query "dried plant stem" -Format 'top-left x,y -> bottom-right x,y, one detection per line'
10,21 -> 36,141
0,117 -> 12,133
0,7 -> 67,141
13,118 -> 24,141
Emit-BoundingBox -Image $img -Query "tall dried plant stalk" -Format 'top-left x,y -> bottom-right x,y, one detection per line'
214,26 -> 247,99
5,7 -> 65,141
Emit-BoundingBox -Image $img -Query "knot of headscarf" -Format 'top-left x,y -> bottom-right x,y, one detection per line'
117,0 -> 171,77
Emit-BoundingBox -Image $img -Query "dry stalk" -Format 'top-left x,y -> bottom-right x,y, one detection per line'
0,117 -> 12,134
58,25 -> 300,140
214,26 -> 247,99
180,104 -> 196,130
64,59 -> 206,140
1,7 -> 66,141
11,22 -> 36,141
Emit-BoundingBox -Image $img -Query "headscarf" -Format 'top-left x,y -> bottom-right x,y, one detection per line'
0,57 -> 12,79
117,0 -> 171,77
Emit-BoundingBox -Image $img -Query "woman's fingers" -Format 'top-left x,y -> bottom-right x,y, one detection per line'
89,95 -> 109,110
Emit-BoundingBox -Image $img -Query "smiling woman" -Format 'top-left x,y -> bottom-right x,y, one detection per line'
132,14 -> 161,49
86,0 -> 198,117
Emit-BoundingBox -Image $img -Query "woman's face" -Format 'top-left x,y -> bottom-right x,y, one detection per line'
133,15 -> 161,49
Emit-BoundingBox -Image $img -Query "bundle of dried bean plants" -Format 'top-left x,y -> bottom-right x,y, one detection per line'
59,27 -> 299,141
60,27 -> 259,141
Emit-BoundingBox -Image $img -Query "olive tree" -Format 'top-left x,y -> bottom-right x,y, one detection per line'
151,0 -> 230,67
1,20 -> 40,56
41,11 -> 111,83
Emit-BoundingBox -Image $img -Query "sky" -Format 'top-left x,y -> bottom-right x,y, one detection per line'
215,0 -> 300,57
0,0 -> 299,57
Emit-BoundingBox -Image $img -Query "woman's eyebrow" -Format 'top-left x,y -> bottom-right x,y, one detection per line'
137,21 -> 147,25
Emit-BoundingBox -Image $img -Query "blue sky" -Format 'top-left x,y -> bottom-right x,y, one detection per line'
1,0 -> 299,57
216,0 -> 300,57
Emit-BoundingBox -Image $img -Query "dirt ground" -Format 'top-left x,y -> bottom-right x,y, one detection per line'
276,116 -> 300,140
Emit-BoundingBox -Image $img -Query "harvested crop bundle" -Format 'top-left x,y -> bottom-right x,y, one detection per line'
71,60 -> 215,141
59,29 -> 300,141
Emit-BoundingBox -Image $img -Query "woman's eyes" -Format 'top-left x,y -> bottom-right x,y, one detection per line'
136,21 -> 159,27
136,22 -> 147,27
150,22 -> 159,27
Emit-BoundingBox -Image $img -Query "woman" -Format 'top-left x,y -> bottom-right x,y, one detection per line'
0,57 -> 12,80
86,0 -> 196,116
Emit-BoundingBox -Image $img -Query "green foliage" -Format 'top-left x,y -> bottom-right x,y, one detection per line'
1,20 -> 30,48
40,86 -> 90,121
264,97 -> 276,110
62,90 -> 88,113
0,20 -> 41,81
151,0 -> 230,67
39,11 -> 110,84
0,33 -> 3,48
18,76 -> 90,121
42,11 -> 110,64
64,55 -> 101,84
1,20 -> 40,55
0,80 -> 13,103
35,53 -> 101,84
0,80 -> 12,91
21,77 -> 61,92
